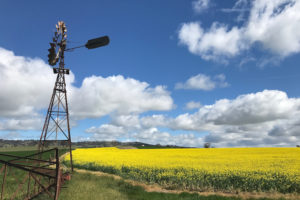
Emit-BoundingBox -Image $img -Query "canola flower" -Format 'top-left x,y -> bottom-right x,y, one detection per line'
64,147 -> 300,193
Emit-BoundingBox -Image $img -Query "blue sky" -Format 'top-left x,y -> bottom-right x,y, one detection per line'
0,0 -> 300,147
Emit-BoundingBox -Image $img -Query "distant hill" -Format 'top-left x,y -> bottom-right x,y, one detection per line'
0,139 -> 186,149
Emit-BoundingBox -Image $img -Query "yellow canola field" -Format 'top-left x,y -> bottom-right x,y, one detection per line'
65,147 -> 300,193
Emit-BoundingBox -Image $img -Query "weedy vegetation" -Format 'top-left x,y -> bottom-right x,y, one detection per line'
59,171 -> 282,200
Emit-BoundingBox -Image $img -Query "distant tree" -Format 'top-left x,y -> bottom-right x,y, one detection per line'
297,145 -> 300,147
204,143 -> 211,148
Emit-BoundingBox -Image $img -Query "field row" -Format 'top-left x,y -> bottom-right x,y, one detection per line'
64,147 -> 300,193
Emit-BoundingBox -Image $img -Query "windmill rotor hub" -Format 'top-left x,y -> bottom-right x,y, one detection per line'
48,21 -> 68,67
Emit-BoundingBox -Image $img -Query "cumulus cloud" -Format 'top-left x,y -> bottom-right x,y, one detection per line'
246,0 -> 300,56
185,101 -> 202,110
132,127 -> 203,147
85,113 -> 203,147
192,0 -> 210,13
140,115 -> 169,128
86,124 -> 126,141
0,118 -> 43,131
70,75 -> 174,119
175,73 -> 228,90
207,90 -> 296,125
173,90 -> 299,128
179,0 -> 300,61
178,22 -> 245,61
0,47 -> 174,131
86,89 -> 300,147
0,48 -> 56,118
111,114 -> 141,129
86,118 -> 204,147
170,90 -> 300,147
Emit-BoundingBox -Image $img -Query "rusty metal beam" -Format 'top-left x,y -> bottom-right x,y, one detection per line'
0,148 -> 65,199
0,153 -> 56,164
0,160 -> 55,179
8,148 -> 58,162
30,173 -> 54,198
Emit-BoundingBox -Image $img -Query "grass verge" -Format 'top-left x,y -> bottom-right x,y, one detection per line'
59,172 -> 241,200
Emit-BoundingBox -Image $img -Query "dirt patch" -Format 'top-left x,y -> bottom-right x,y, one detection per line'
74,168 -> 299,200
75,168 -> 123,180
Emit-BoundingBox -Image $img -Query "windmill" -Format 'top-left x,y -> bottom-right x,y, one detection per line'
39,21 -> 109,171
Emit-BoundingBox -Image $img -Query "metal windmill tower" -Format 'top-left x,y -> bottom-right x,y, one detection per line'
39,21 -> 73,171
39,21 -> 109,171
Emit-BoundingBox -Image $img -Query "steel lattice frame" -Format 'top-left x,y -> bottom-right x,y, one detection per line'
39,21 -> 73,171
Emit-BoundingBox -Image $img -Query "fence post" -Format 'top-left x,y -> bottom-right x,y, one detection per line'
54,148 -> 60,200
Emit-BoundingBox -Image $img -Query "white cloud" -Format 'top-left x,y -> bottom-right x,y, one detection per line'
140,115 -> 168,128
178,22 -> 245,61
246,0 -> 300,56
0,48 -> 57,118
0,47 -> 174,130
170,90 -> 300,147
175,73 -> 228,90
214,74 -> 229,87
132,128 -> 171,145
173,90 -> 299,128
69,75 -> 174,119
132,128 -> 203,147
112,114 -> 141,129
86,124 -> 126,141
192,0 -> 210,13
87,120 -> 204,147
221,0 -> 250,22
85,113 -> 204,147
207,90 -> 296,125
179,0 -> 300,61
85,89 -> 300,147
0,118 -> 43,131
185,101 -> 202,110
